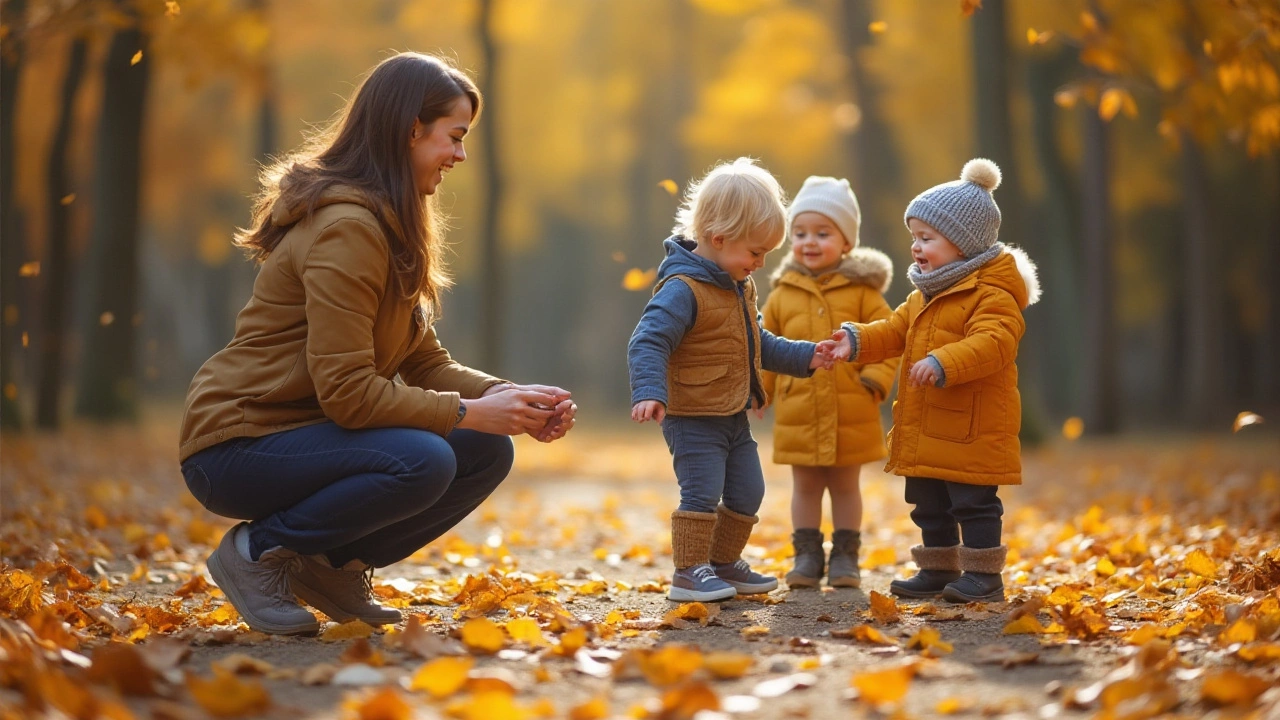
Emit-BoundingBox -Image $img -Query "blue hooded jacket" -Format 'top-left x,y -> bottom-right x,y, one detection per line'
627,237 -> 816,411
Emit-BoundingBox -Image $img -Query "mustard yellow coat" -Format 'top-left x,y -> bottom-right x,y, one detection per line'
850,247 -> 1040,485
761,249 -> 899,467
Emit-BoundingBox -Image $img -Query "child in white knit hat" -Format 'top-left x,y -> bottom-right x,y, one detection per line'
826,159 -> 1040,602
760,176 -> 898,589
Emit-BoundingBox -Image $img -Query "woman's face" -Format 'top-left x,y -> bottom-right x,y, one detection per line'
410,96 -> 473,195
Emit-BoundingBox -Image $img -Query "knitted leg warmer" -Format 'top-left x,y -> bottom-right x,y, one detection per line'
670,510 -> 717,569
709,504 -> 758,565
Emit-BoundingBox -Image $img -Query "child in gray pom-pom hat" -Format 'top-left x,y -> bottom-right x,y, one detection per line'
826,159 -> 1042,603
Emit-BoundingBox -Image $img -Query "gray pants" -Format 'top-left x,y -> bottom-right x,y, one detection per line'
661,412 -> 764,516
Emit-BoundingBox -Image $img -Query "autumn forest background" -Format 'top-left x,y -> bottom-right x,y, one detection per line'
2,0 -> 1278,437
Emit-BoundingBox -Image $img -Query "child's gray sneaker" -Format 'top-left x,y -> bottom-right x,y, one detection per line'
669,563 -> 737,602
290,555 -> 403,626
713,559 -> 778,594
206,522 -> 320,635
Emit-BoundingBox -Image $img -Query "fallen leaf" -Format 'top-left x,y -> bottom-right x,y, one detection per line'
186,669 -> 271,717
409,656 -> 473,698
321,619 -> 374,641
702,652 -> 753,679
346,687 -> 411,720
868,591 -> 900,624
850,663 -> 915,706
460,617 -> 505,653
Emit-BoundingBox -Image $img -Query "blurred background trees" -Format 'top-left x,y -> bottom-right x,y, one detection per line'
3,0 -> 1277,435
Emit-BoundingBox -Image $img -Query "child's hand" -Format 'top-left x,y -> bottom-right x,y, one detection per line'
809,345 -> 836,371
908,358 -> 940,387
631,400 -> 666,423
825,330 -> 853,361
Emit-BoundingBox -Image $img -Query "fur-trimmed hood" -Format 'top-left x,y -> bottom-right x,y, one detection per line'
769,247 -> 894,294
997,245 -> 1041,309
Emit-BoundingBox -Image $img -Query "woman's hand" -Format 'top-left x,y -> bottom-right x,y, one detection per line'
481,383 -> 577,442
632,400 -> 665,423
457,387 -> 559,435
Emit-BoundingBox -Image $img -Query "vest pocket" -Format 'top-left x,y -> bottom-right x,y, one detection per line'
673,362 -> 729,386
922,387 -> 979,443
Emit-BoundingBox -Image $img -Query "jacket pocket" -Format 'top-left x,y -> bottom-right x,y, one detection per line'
922,387 -> 979,443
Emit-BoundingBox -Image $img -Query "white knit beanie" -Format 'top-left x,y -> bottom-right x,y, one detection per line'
787,176 -> 861,248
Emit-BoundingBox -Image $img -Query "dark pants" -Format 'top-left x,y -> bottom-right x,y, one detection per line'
904,476 -> 1003,549
661,412 -> 765,516
180,422 -> 514,568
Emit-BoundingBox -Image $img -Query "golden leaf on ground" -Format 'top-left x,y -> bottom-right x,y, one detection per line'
834,624 -> 898,645
1002,614 -> 1049,635
662,602 -> 719,628
740,625 -> 770,639
1220,618 -> 1257,644
657,179 -> 679,196
868,591 -> 900,624
906,627 -> 953,656
702,652 -> 753,679
552,626 -> 588,656
87,642 -> 158,696
347,687 -> 412,720
936,696 -> 975,714
186,669 -> 271,717
567,696 -> 609,720
505,617 -> 547,646
529,697 -> 556,717
868,21 -> 888,34
0,569 -> 44,617
446,690 -> 528,720
1232,411 -> 1264,432
460,617 -> 505,653
574,580 -> 608,596
409,656 -> 473,698
659,682 -> 719,719
640,645 -> 703,686
622,268 -> 657,291
1200,669 -> 1270,705
341,638 -> 386,666
322,620 -> 374,641
850,663 -> 915,705
1184,549 -> 1218,578
175,575 -> 210,597
1237,642 -> 1280,662
973,644 -> 1039,667
212,653 -> 275,675
1096,556 -> 1117,576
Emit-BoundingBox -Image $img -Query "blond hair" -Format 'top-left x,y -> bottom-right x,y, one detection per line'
673,158 -> 787,248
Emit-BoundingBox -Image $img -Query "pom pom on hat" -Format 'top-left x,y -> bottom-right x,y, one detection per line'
961,158 -> 1001,192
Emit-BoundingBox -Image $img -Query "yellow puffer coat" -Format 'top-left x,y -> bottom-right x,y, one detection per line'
761,249 -> 898,467
850,247 -> 1040,485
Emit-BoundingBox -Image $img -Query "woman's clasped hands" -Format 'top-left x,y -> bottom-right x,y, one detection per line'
457,383 -> 577,442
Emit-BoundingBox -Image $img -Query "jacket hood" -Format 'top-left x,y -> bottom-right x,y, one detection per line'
769,246 -> 894,293
656,236 -> 738,290
978,245 -> 1041,309
270,183 -> 382,228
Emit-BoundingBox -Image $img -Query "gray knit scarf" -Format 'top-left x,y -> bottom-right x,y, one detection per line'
907,243 -> 1004,300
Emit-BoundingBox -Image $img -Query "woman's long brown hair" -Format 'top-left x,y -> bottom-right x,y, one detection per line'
234,53 -> 481,317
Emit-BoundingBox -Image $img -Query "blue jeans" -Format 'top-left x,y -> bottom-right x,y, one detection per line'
661,412 -> 765,516
180,422 -> 514,568
904,476 -> 1003,549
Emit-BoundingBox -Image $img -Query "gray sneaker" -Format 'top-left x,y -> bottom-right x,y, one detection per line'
290,555 -> 403,626
206,523 -> 320,635
713,559 -> 778,594
669,563 -> 737,602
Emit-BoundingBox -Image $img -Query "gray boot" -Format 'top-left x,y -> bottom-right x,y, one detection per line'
290,555 -> 403,625
785,529 -> 824,588
206,523 -> 320,635
888,545 -> 961,599
827,529 -> 861,588
942,546 -> 1007,603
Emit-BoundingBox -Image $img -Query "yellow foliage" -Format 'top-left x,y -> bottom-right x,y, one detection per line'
409,656 -> 473,699
1200,669 -> 1271,705
702,652 -> 753,679
868,591 -> 900,624
850,663 -> 915,706
186,669 -> 271,717
639,645 -> 703,686
320,620 -> 374,642
504,617 -> 547,646
460,617 -> 506,653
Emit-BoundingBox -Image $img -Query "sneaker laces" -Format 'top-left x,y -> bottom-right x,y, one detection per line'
360,566 -> 376,601
689,564 -> 718,582
261,555 -> 304,609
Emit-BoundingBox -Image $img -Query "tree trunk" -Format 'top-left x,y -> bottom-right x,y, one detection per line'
0,0 -> 28,429
476,0 -> 504,374
1179,134 -> 1224,428
1079,107 -> 1119,433
36,37 -> 89,429
1025,47 -> 1082,419
838,0 -> 903,266
1258,155 -> 1280,412
75,15 -> 150,421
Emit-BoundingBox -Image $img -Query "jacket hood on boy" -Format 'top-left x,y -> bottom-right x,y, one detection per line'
769,247 -> 894,294
981,245 -> 1041,309
658,236 -> 739,290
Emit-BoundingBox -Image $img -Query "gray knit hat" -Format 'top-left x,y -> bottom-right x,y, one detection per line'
788,176 -> 861,248
904,159 -> 1002,257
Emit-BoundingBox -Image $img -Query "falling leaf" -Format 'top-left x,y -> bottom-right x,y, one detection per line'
960,0 -> 982,17
1026,28 -> 1054,46
850,663 -> 915,706
868,591 -> 900,624
18,261 -> 39,277
409,656 -> 473,698
1062,416 -> 1084,440
621,268 -> 657,291
702,652 -> 753,679
165,1 -> 181,18
186,669 -> 271,717
130,50 -> 143,65
1099,88 -> 1137,122
60,193 -> 76,205
460,617 -> 505,653
657,179 -> 679,196
99,312 -> 115,326
1232,411 -> 1264,432
868,21 -> 888,34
